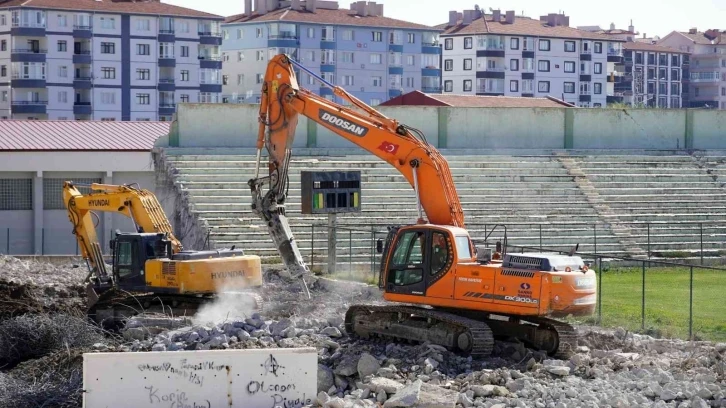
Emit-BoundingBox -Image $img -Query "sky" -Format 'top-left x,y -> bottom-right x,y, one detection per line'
166,0 -> 726,38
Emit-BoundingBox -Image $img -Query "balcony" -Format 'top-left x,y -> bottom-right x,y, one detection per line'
580,89 -> 591,95
269,32 -> 298,40
73,25 -> 92,38
158,78 -> 175,92
690,72 -> 721,83
73,50 -> 92,64
11,48 -> 47,63
73,102 -> 92,115
422,86 -> 442,93
12,100 -> 47,114
199,30 -> 222,45
608,49 -> 624,63
158,28 -> 175,43
199,55 -> 222,69
11,76 -> 45,88
73,76 -> 92,89
158,102 -> 176,115
11,22 -> 45,36
158,56 -> 176,67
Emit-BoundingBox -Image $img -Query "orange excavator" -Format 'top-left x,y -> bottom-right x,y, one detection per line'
249,54 -> 597,357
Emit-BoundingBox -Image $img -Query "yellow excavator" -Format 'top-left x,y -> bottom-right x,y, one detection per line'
63,181 -> 263,328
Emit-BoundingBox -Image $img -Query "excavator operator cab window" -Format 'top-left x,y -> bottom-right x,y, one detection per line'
116,241 -> 135,279
389,230 -> 426,289
431,232 -> 450,275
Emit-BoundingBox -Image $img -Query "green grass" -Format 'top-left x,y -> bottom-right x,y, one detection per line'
578,266 -> 726,342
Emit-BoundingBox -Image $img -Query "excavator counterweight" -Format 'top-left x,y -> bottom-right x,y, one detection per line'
253,54 -> 597,357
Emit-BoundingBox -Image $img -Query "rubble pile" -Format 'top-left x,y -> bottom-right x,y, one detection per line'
0,256 -> 86,319
0,257 -> 724,408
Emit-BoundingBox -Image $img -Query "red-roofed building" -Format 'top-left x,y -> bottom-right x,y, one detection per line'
0,119 -> 173,255
659,28 -> 726,109
221,0 -> 443,106
380,90 -> 575,108
0,0 -> 224,121
439,8 -> 626,108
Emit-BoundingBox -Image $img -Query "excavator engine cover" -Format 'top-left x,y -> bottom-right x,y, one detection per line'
172,249 -> 246,261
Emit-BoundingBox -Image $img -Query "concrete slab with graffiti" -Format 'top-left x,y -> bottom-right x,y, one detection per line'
82,348 -> 317,408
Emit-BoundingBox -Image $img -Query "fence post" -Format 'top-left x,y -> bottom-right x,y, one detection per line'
597,257 -> 602,325
6,228 -> 9,254
641,260 -> 646,331
76,238 -> 79,256
327,214 -> 337,275
311,224 -> 315,273
41,228 -> 45,256
594,223 -> 597,255
349,229 -> 352,276
689,265 -> 694,340
647,223 -> 650,259
700,223 -> 703,265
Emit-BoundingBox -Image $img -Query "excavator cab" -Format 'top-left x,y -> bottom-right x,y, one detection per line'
108,232 -> 173,292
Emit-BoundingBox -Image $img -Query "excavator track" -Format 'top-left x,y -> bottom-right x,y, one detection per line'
345,304 -> 495,356
88,289 -> 264,330
345,304 -> 578,359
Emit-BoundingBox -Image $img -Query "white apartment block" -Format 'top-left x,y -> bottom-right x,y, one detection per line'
440,9 -> 626,107
0,1 -> 223,121
659,29 -> 726,109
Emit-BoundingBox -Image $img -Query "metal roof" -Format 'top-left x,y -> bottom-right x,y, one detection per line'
0,120 -> 170,151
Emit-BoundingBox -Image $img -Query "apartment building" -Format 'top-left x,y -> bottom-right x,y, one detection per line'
658,29 -> 726,109
581,23 -> 689,108
222,0 -> 442,106
439,9 -> 626,107
0,0 -> 223,121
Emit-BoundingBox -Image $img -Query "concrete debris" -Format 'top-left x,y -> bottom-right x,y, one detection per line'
2,259 -> 726,408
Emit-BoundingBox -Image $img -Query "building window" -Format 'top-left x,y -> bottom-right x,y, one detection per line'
594,83 -> 602,94
445,38 -> 453,50
648,53 -> 656,65
256,73 -> 263,84
460,79 -> 471,92
322,26 -> 335,41
370,54 -> 382,64
236,28 -> 243,39
405,77 -> 414,88
370,98 -> 381,106
564,61 -> 575,73
695,87 -> 699,97
564,41 -> 576,52
0,15 -> 6,26
406,55 -> 415,66
407,33 -> 415,43
181,70 -> 189,81
256,27 -> 262,38
100,91 -> 115,104
510,37 -> 519,50
57,40 -> 66,52
58,65 -> 67,77
538,39 -> 550,51
101,42 -> 115,54
136,43 -> 150,55
464,37 -> 473,49
581,62 -> 590,74
564,82 -> 575,93
659,82 -> 667,94
237,51 -> 244,62
180,45 -> 189,58
341,51 -> 354,63
372,76 -> 382,87
372,31 -> 382,42
0,179 -> 32,210
1,90 -> 6,101
342,75 -> 354,86
100,17 -> 115,30
101,67 -> 115,79
342,29 -> 354,41
222,29 -> 229,39
594,62 -> 602,74
510,80 -> 519,92
58,90 -> 67,103
307,27 -> 314,38
137,68 -> 150,80
658,67 -> 667,80
444,80 -> 453,92
510,59 -> 519,71
594,42 -> 602,53
672,83 -> 680,95
255,50 -> 264,61
672,69 -> 680,81
538,81 -> 550,93
180,94 -> 189,103
136,93 -> 150,105
1,66 -> 5,77
0,40 -> 5,51
443,59 -> 453,71
137,19 -> 150,31
463,58 -> 472,70
159,42 -> 174,58
538,60 -> 550,72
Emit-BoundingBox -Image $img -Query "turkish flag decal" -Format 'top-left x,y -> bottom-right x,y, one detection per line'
378,141 -> 399,154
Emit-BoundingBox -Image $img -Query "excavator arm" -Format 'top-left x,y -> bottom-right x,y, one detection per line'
249,54 -> 464,275
63,181 -> 181,282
